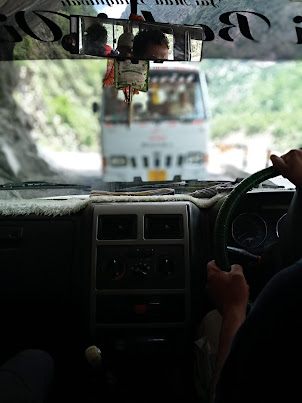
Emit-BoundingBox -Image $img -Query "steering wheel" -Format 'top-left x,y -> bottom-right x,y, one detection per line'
213,166 -> 278,271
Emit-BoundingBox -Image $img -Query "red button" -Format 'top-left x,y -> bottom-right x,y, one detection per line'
135,304 -> 147,314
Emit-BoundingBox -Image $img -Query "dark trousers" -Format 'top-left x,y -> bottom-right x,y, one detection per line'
0,349 -> 54,402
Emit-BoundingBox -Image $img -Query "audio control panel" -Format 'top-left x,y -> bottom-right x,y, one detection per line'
96,244 -> 185,290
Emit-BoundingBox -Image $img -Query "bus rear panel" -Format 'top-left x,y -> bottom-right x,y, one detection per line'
101,65 -> 210,182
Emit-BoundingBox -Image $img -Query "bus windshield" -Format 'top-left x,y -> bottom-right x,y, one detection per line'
103,70 -> 206,123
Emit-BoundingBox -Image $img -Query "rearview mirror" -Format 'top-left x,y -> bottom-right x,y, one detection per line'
65,16 -> 203,62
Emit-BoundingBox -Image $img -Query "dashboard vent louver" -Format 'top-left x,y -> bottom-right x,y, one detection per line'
98,215 -> 137,240
144,214 -> 184,239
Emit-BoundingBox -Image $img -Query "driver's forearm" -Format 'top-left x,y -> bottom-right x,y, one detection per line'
209,309 -> 246,402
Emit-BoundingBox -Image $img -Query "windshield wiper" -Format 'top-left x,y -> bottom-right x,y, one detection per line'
0,181 -> 91,191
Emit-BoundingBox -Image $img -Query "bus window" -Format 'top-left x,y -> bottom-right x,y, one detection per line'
103,70 -> 206,123
103,86 -> 128,123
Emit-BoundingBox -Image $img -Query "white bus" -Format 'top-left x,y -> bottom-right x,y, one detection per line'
101,63 -> 211,182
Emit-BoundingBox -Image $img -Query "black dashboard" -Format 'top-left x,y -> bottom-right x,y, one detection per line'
227,190 -> 293,256
0,188 -> 294,402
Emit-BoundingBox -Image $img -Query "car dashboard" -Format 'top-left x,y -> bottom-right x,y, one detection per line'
0,187 -> 294,402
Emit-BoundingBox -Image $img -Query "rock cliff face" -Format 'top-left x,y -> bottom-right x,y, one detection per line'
0,0 -> 63,183
0,62 -> 53,182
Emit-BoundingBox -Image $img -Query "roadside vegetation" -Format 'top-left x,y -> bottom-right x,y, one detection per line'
202,59 -> 302,150
13,4 -> 106,152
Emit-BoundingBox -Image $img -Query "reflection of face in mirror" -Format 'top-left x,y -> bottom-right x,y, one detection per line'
117,33 -> 134,58
84,24 -> 114,57
133,30 -> 169,60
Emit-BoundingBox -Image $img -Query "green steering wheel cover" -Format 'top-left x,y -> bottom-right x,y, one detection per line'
214,166 -> 279,271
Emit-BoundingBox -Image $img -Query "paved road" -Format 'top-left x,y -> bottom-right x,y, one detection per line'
40,146 -> 284,196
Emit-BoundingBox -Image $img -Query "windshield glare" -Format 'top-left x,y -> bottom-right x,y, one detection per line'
1,1 -> 301,199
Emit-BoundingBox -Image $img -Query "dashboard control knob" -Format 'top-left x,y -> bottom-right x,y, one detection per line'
158,257 -> 174,276
108,258 -> 126,280
130,262 -> 151,277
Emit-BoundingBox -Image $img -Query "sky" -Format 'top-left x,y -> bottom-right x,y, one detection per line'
95,4 -> 128,18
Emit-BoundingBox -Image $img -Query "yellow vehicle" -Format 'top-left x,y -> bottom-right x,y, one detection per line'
0,1 -> 301,402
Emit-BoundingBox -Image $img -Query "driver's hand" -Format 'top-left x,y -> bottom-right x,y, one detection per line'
206,260 -> 250,316
270,148 -> 302,188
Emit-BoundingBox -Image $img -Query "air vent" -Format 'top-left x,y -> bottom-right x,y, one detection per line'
98,215 -> 137,240
144,215 -> 183,239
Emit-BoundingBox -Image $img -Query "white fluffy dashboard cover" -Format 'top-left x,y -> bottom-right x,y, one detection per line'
0,193 -> 226,217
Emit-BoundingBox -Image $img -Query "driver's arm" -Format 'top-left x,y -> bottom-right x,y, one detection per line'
269,149 -> 302,266
270,147 -> 302,188
213,148 -> 302,300
243,148 -> 302,298
206,149 -> 302,401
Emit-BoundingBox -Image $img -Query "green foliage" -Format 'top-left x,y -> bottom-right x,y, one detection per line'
13,4 -> 108,152
202,59 -> 302,150
14,36 -> 33,60
43,59 -> 107,151
15,58 -> 107,151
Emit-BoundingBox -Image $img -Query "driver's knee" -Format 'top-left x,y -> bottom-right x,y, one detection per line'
0,349 -> 54,402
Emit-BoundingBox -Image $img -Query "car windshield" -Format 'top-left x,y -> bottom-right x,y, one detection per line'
0,0 -> 301,199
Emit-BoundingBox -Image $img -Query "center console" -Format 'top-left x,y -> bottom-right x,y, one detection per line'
89,201 -> 200,400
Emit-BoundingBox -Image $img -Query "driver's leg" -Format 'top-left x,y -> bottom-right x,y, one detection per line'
0,349 -> 54,402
